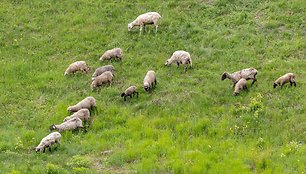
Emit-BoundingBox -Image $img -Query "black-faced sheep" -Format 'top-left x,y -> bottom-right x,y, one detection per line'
92,65 -> 115,81
273,73 -> 296,88
121,86 -> 138,101
91,71 -> 114,90
49,117 -> 85,133
165,50 -> 192,72
233,78 -> 247,96
143,70 -> 157,91
128,12 -> 161,34
67,96 -> 96,113
99,48 -> 123,61
63,108 -> 90,123
34,132 -> 61,153
64,61 -> 90,76
221,68 -> 257,87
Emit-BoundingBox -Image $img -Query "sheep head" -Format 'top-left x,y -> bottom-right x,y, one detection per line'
128,23 -> 133,31
165,59 -> 171,66
273,83 -> 277,88
221,72 -> 228,80
121,93 -> 126,97
49,124 -> 56,131
143,82 -> 149,91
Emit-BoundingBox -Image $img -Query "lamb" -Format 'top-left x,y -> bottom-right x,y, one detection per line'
49,117 -> 85,132
233,78 -> 247,96
221,68 -> 258,87
128,12 -> 161,34
91,71 -> 114,90
143,70 -> 157,91
67,96 -> 96,113
92,65 -> 115,80
273,73 -> 296,88
121,86 -> 138,101
64,61 -> 90,76
63,108 -> 90,122
34,132 -> 61,153
165,50 -> 192,72
99,48 -> 123,61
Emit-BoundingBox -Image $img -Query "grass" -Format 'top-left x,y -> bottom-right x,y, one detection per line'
0,0 -> 305,173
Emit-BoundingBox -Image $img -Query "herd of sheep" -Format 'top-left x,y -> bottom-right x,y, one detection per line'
33,12 -> 297,153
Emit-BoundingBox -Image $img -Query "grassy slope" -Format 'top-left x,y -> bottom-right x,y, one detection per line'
0,0 -> 305,173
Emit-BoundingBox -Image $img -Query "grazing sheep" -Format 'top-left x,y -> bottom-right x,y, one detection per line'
92,65 -> 115,80
67,96 -> 96,113
128,12 -> 161,33
91,71 -> 114,90
143,70 -> 157,91
63,108 -> 90,122
64,61 -> 89,76
233,78 -> 247,96
50,117 -> 85,132
165,50 -> 192,72
99,48 -> 123,61
221,68 -> 258,87
273,73 -> 296,88
34,132 -> 61,153
121,86 -> 138,101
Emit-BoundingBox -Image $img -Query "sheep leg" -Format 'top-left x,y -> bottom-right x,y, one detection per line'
154,79 -> 157,85
129,94 -> 132,99
144,25 -> 146,32
293,82 -> 296,87
154,23 -> 158,33
124,96 -> 126,101
49,146 -> 51,152
43,147 -> 46,153
139,25 -> 143,35
176,62 -> 180,67
136,92 -> 139,98
184,64 -> 187,72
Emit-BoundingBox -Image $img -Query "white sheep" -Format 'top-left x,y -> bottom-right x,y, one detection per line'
63,108 -> 90,122
67,96 -> 96,113
34,132 -> 61,153
91,71 -> 114,90
121,86 -> 138,101
273,73 -> 296,88
128,12 -> 161,34
143,70 -> 157,91
92,65 -> 115,80
49,117 -> 85,132
64,61 -> 90,76
165,50 -> 192,72
221,68 -> 258,87
99,48 -> 123,61
233,78 -> 247,96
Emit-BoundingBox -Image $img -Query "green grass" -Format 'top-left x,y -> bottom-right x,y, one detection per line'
0,0 -> 305,173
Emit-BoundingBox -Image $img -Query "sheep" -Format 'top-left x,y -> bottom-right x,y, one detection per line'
92,65 -> 115,81
165,50 -> 192,72
64,61 -> 90,76
143,70 -> 157,91
67,96 -> 96,113
121,86 -> 138,101
273,73 -> 296,88
221,68 -> 258,87
49,117 -> 85,133
63,108 -> 90,123
99,48 -> 123,61
34,132 -> 61,153
91,71 -> 114,90
233,78 -> 247,96
128,12 -> 161,34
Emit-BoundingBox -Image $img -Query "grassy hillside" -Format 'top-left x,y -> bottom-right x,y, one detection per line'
0,0 -> 305,173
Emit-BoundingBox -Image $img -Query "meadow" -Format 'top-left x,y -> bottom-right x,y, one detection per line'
0,0 -> 305,173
